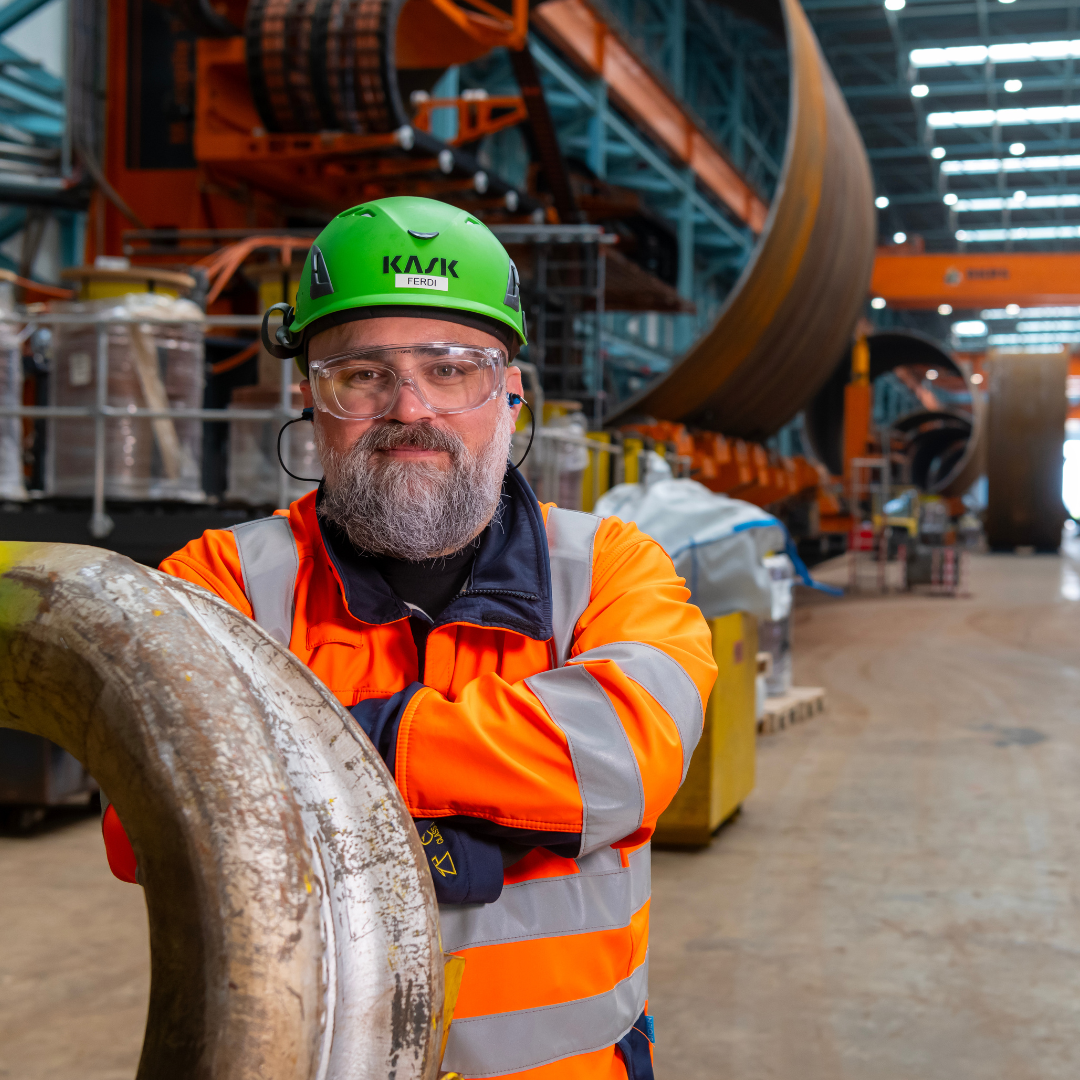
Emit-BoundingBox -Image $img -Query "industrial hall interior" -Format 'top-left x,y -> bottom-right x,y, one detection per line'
4,0 -> 1080,1076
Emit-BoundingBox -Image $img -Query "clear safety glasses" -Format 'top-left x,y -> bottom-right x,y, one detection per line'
307,344 -> 507,420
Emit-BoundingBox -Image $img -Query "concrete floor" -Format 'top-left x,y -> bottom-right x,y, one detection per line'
651,551 -> 1080,1079
2,551 -> 1079,1078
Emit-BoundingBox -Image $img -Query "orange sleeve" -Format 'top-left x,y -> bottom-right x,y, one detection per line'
394,517 -> 717,844
158,527 -> 253,619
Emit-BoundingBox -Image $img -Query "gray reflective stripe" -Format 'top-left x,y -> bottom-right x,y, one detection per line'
439,843 -> 650,952
229,516 -> 299,646
572,641 -> 704,781
442,954 -> 648,1078
546,507 -> 600,666
526,665 -> 645,856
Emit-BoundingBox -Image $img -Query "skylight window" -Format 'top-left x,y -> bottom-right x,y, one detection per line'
951,193 -> 1080,212
988,333 -> 1078,346
1015,320 -> 1080,332
981,305 -> 1080,319
942,155 -> 1080,174
911,40 -> 1080,68
956,225 -> 1080,241
928,105 -> 1080,128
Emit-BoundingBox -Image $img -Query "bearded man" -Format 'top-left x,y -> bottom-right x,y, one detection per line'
102,197 -> 717,1080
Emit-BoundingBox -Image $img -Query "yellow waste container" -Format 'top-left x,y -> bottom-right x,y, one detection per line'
653,612 -> 757,846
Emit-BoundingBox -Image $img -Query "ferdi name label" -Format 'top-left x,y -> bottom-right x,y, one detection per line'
395,273 -> 449,291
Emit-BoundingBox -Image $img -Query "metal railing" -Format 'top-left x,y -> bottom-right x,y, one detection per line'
2,308 -> 694,537
0,312 -> 300,537
532,428 -> 691,512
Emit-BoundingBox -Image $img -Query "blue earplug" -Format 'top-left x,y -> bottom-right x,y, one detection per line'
508,393 -> 523,406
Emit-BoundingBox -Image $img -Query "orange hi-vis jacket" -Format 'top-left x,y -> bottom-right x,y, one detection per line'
105,466 -> 717,1078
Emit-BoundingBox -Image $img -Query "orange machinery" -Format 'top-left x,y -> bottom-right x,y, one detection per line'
93,0 -> 534,261
621,420 -> 823,511
872,250 -> 1080,310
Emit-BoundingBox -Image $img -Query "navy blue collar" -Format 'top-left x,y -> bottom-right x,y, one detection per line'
317,465 -> 553,641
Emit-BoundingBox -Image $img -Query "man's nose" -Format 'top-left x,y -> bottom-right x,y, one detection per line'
385,378 -> 435,423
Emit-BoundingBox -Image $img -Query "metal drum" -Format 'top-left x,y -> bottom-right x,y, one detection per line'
47,296 -> 205,502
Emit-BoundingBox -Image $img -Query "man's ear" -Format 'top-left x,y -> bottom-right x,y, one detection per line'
300,379 -> 313,408
506,366 -> 524,423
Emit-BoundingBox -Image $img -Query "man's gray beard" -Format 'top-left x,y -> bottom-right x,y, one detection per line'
316,414 -> 513,561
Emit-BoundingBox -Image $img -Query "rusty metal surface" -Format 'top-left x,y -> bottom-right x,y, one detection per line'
605,0 -> 875,440
0,542 -> 442,1080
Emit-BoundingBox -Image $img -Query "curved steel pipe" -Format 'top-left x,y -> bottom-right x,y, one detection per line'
806,330 -> 985,497
0,542 -> 443,1080
606,0 -> 876,440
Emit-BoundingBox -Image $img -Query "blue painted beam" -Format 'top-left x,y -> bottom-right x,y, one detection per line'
605,172 -> 677,192
0,73 -> 63,118
0,0 -> 56,36
0,107 -> 61,136
0,205 -> 26,242
566,136 -> 637,159
530,37 -> 752,251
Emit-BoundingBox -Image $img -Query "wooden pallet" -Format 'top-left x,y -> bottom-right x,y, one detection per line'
758,686 -> 825,735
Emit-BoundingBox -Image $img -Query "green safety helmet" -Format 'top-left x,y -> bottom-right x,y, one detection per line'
261,196 -> 527,376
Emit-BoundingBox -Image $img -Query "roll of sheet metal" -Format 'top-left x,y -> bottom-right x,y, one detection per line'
246,0 -> 410,134
604,0 -> 876,439
0,542 -> 443,1080
985,353 -> 1068,551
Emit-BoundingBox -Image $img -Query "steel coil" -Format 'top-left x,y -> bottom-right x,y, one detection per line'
605,0 -> 876,440
246,0 -> 408,134
0,542 -> 443,1080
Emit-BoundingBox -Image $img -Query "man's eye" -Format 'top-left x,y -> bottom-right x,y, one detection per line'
344,368 -> 385,384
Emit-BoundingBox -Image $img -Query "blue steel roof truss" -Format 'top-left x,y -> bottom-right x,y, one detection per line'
804,0 -> 1080,253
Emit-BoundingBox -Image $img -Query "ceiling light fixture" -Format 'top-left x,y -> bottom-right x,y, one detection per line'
928,105 -> 1080,129
942,153 -> 1080,174
957,225 -> 1080,242
871,297 -> 887,310
931,146 -> 947,159
911,40 -> 1080,68
938,304 -> 953,315
912,84 -> 929,97
893,231 -> 908,243
875,196 -> 890,208
953,320 -> 988,336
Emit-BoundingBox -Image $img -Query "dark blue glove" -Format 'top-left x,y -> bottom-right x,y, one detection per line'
414,818 -> 505,904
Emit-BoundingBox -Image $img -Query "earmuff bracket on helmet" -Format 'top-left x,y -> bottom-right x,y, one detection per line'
261,302 -> 304,359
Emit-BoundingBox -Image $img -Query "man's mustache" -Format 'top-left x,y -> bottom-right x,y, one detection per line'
357,421 -> 464,456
